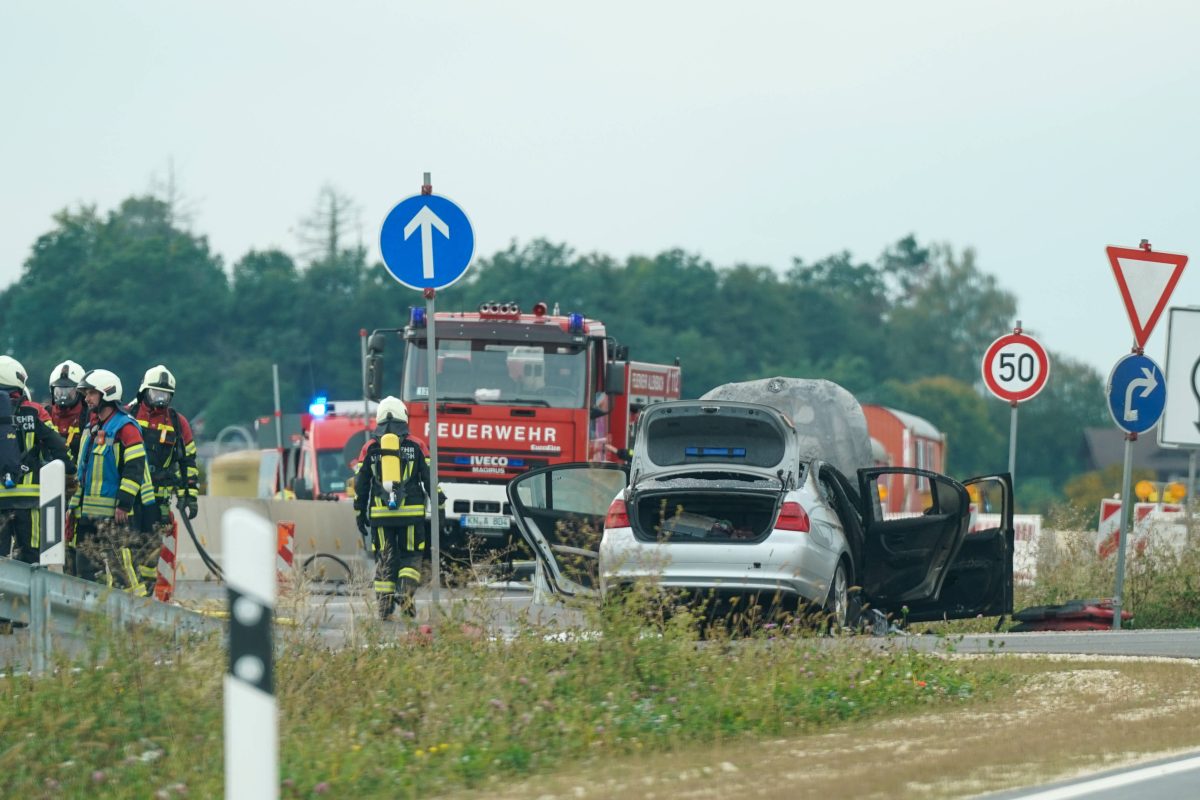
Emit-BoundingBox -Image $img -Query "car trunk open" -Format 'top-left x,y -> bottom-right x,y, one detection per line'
630,474 -> 784,543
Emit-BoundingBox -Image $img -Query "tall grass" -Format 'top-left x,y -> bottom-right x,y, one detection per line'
1023,502 -> 1200,628
0,579 -> 1014,798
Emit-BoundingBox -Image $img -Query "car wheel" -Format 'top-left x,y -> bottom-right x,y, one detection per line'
825,559 -> 851,631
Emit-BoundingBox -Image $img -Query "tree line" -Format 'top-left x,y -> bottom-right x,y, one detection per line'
0,192 -> 1111,511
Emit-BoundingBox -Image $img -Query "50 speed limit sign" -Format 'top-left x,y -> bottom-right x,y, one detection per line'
982,332 -> 1050,403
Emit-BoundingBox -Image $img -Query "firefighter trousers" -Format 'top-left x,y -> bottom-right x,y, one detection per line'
372,522 -> 425,619
0,508 -> 40,564
74,515 -> 158,597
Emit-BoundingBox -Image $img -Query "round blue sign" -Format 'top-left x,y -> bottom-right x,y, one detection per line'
379,194 -> 475,291
1106,353 -> 1166,434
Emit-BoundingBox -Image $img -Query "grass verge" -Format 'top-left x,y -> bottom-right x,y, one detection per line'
0,586 -> 1014,798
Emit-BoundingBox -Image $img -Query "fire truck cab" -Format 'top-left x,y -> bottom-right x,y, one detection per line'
291,398 -> 374,501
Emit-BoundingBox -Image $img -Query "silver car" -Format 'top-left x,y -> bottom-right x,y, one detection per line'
508,383 -> 1013,627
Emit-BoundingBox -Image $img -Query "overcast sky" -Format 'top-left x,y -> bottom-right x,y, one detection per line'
4,1 -> 1199,380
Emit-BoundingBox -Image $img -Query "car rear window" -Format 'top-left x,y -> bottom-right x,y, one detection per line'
644,415 -> 787,469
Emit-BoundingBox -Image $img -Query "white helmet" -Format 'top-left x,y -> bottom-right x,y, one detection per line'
139,364 -> 176,394
376,396 -> 408,424
139,364 -> 176,408
78,368 -> 123,404
0,355 -> 29,394
50,360 -> 86,408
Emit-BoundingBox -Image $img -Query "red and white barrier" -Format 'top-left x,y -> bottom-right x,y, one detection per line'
276,521 -> 294,584
154,515 -> 179,602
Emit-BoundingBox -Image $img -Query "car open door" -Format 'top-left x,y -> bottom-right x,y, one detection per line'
902,473 -> 1014,622
857,467 -> 971,613
507,463 -> 628,599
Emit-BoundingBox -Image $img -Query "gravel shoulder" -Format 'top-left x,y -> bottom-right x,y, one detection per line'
439,654 -> 1200,800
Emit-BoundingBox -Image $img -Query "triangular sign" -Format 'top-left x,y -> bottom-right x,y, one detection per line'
1107,245 -> 1188,348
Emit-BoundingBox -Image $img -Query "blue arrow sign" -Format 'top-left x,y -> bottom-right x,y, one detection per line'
379,194 -> 475,291
1106,353 -> 1166,434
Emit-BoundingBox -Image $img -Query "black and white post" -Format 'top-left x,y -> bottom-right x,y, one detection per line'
38,460 -> 65,568
224,508 -> 277,800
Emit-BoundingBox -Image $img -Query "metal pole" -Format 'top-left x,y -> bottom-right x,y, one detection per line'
1008,402 -> 1018,487
29,568 -> 48,677
272,364 -> 285,497
425,290 -> 441,608
1112,434 -> 1136,630
1189,450 -> 1198,541
424,164 -> 440,611
360,329 -> 369,420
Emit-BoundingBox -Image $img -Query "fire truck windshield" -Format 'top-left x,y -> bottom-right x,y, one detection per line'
317,448 -> 351,494
402,340 -> 587,409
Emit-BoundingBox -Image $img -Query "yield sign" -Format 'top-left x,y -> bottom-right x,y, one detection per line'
1106,245 -> 1188,348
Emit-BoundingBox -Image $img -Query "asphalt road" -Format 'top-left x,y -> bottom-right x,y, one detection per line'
979,750 -> 1200,800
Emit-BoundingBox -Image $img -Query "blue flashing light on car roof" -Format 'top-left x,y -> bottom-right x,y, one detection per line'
308,396 -> 328,417
567,312 -> 585,333
684,447 -> 747,457
410,307 -> 427,327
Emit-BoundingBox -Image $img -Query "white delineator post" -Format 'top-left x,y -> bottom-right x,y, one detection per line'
223,509 -> 278,800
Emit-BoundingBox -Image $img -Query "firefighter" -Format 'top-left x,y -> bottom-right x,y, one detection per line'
353,397 -> 444,620
127,365 -> 200,526
0,355 -> 76,564
45,360 -> 89,461
45,360 -> 89,572
70,369 -> 157,594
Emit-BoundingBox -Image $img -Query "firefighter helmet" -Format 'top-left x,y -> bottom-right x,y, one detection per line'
78,369 -> 123,404
50,360 -> 86,408
0,355 -> 29,393
376,396 -> 408,424
139,364 -> 176,408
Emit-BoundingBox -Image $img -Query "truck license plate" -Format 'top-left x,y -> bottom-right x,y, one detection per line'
461,514 -> 510,531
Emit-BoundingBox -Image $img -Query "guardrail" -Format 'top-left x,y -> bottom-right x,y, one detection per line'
0,557 -> 221,676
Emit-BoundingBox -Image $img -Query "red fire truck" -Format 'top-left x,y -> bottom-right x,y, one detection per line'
365,300 -> 681,553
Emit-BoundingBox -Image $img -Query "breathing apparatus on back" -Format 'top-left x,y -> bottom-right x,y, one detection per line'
375,396 -> 410,511
0,391 -> 27,490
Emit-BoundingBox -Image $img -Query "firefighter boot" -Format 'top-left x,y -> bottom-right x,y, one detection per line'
397,573 -> 420,618
378,592 -> 395,621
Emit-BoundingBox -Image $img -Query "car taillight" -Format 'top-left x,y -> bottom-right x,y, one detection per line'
605,498 -> 630,529
775,501 -> 810,532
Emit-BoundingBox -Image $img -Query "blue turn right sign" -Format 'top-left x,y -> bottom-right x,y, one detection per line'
1106,353 -> 1166,434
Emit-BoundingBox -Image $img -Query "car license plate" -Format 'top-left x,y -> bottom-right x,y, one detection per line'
461,514 -> 510,530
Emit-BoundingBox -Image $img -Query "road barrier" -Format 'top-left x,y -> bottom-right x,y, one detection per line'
0,556 -> 220,676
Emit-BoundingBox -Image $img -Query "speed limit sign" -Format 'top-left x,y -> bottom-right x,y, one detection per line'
982,332 -> 1050,403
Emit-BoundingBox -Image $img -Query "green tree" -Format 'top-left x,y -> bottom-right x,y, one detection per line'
886,244 -> 1018,384
0,197 -> 228,423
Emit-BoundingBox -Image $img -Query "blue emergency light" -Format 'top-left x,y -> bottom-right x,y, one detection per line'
410,307 -> 427,327
684,447 -> 747,458
308,396 -> 328,417
567,312 -> 585,333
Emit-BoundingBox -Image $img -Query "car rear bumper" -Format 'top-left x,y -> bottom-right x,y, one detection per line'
599,528 -> 831,606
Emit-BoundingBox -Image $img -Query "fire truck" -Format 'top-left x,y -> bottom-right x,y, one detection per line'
250,399 -> 373,501
365,300 -> 681,553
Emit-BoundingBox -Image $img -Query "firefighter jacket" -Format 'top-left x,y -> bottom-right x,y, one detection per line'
46,400 -> 89,462
127,401 -> 199,503
72,408 -> 156,518
0,399 -> 75,510
353,427 -> 435,528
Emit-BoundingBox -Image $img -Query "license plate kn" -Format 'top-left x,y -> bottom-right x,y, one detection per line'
460,514 -> 510,530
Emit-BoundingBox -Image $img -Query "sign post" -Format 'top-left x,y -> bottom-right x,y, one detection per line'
1105,240 -> 1188,630
981,322 -> 1050,486
379,174 -> 475,612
